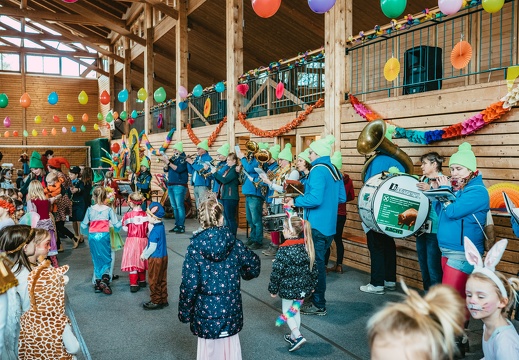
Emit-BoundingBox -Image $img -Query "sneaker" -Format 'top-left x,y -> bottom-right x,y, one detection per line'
300,304 -> 327,316
288,336 -> 306,352
244,239 -> 253,246
169,226 -> 179,233
283,334 -> 295,345
262,245 -> 278,256
143,301 -> 164,310
130,285 -> 140,293
138,281 -> 147,288
176,226 -> 185,234
384,281 -> 397,291
248,242 -> 262,250
360,283 -> 385,295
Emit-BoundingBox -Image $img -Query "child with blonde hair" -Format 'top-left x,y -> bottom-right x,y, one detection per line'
268,211 -> 317,352
81,186 -> 121,295
26,180 -> 59,267
27,229 -> 51,268
121,192 -> 149,292
464,237 -> 519,359
368,282 -> 466,360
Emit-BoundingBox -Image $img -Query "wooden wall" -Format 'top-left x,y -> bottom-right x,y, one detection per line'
0,73 -> 102,167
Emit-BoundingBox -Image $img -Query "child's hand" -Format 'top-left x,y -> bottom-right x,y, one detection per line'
270,293 -> 277,298
140,254 -> 146,261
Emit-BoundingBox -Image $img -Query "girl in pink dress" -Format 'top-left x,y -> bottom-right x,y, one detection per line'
121,192 -> 149,292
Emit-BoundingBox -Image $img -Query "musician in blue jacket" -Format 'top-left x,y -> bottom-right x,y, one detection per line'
208,143 -> 230,195
163,141 -> 189,234
186,139 -> 212,211
285,135 -> 346,316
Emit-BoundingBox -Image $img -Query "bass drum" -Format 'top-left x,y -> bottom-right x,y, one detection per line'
358,173 -> 430,238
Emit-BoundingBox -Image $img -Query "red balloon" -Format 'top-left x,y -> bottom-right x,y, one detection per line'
53,115 -> 60,123
111,142 -> 121,153
252,0 -> 282,18
12,130 -> 18,137
100,90 -> 110,105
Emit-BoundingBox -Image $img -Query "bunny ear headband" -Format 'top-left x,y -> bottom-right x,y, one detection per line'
464,236 -> 508,298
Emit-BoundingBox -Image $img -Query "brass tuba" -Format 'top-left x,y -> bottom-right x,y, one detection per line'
255,149 -> 271,166
245,140 -> 259,161
357,119 -> 414,181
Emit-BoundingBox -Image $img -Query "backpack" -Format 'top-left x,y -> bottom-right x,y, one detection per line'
343,173 -> 355,202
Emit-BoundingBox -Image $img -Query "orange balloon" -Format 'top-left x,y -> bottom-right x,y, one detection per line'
4,131 -> 9,138
100,90 -> 110,105
20,92 -> 31,108
42,129 -> 48,136
106,123 -> 111,129
12,131 -> 18,137
51,128 -> 57,136
82,113 -> 89,122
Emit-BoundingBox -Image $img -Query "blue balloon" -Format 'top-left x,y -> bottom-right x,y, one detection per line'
48,92 -> 58,105
215,81 -> 225,93
131,110 -> 138,118
118,89 -> 129,102
308,0 -> 336,14
192,84 -> 203,98
71,126 -> 77,133
178,101 -> 188,110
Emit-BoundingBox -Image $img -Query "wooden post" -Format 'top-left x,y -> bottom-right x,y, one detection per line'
324,0 -> 350,152
144,3 -> 154,135
20,1 -> 27,145
109,45 -> 115,141
226,0 -> 244,149
123,38 -> 131,136
176,0 -> 188,141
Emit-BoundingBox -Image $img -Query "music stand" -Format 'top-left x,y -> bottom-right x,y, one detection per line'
117,183 -> 133,215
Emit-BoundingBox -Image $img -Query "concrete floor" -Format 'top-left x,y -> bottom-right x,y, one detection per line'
60,214 -> 494,360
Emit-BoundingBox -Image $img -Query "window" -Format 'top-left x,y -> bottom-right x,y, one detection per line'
26,55 -> 59,74
61,57 -> 79,76
0,53 -> 20,71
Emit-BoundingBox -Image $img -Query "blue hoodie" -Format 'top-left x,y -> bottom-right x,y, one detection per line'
164,152 -> 188,185
294,156 -> 346,236
187,152 -> 212,187
434,174 -> 489,254
240,157 -> 263,197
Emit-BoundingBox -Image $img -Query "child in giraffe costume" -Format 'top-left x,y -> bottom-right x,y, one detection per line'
18,259 -> 79,359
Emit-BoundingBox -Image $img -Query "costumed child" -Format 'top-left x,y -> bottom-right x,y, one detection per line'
464,237 -> 519,359
268,211 -> 318,352
26,229 -> 51,269
18,259 -> 79,360
140,202 -> 167,310
0,251 -> 19,357
136,157 -> 152,211
178,194 -> 261,360
0,194 -> 16,230
81,186 -> 121,295
26,180 -> 60,268
0,225 -> 37,359
122,192 -> 149,293
368,282 -> 466,360
68,166 -> 86,245
104,185 -> 124,282
44,173 -> 62,214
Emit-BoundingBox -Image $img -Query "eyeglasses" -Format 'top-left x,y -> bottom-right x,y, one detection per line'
308,150 -> 315,155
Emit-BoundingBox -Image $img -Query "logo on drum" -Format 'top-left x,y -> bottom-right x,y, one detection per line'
388,183 -> 420,199
385,226 -> 403,235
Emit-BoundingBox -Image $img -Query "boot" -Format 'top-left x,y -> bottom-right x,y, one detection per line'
99,274 -> 112,295
129,273 -> 139,293
138,271 -> 147,288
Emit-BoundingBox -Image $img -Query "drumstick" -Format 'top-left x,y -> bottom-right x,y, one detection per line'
288,184 -> 304,196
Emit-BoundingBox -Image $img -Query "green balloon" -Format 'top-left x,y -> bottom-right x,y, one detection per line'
0,93 -> 8,108
97,112 -> 104,121
154,87 -> 167,103
23,130 -> 29,137
120,111 -> 128,121
106,112 -> 114,123
380,0 -> 407,18
81,125 -> 86,132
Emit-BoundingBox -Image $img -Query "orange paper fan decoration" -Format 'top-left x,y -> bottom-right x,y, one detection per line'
451,41 -> 472,70
487,182 -> 519,209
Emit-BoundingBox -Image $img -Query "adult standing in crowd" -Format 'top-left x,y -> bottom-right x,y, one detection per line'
163,141 -> 189,234
208,143 -> 230,197
20,152 -> 47,200
211,152 -> 240,236
433,143 -> 489,331
296,149 -> 312,185
237,145 -> 265,250
325,151 -> 355,274
285,136 -> 345,316
415,152 -> 445,291
186,139 -> 212,212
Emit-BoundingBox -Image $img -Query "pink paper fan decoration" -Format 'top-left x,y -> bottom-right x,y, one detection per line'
236,84 -> 249,96
276,82 -> 284,99
62,0 -> 78,2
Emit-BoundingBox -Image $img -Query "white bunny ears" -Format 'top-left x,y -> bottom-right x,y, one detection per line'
464,236 -> 508,298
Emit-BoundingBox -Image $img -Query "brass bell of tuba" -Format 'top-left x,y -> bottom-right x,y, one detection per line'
357,119 -> 414,181
255,149 -> 271,166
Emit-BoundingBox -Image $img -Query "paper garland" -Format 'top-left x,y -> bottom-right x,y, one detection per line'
349,84 -> 518,144
186,117 -> 227,147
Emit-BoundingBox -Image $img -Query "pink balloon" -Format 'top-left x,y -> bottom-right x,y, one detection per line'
178,86 -> 188,98
438,0 -> 463,15
3,116 -> 11,128
62,127 -> 67,133
276,82 -> 285,99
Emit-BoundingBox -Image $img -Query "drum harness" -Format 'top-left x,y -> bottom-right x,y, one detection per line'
302,163 -> 342,220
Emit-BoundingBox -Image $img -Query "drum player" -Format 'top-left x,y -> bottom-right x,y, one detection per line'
284,135 -> 345,316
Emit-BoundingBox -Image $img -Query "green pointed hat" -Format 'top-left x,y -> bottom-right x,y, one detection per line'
217,143 -> 230,157
29,151 -> 43,169
278,144 -> 293,162
140,156 -> 150,169
269,144 -> 281,160
331,151 -> 342,170
309,135 -> 335,157
93,171 -> 104,184
298,149 -> 311,164
258,142 -> 269,150
197,139 -> 209,151
173,141 -> 183,152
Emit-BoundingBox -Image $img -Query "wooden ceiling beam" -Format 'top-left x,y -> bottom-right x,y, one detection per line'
0,3 -> 103,25
0,28 -> 108,44
143,0 -> 178,19
62,2 -> 146,46
0,44 -> 95,57
63,2 -> 127,28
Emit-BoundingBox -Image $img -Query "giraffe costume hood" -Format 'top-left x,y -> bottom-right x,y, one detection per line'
18,260 -> 74,360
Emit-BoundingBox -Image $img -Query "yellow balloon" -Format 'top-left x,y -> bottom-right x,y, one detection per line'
137,88 -> 148,101
32,129 -> 37,136
78,90 -> 89,105
482,0 -> 504,13
67,114 -> 74,122
93,124 -> 99,130
34,115 -> 42,124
